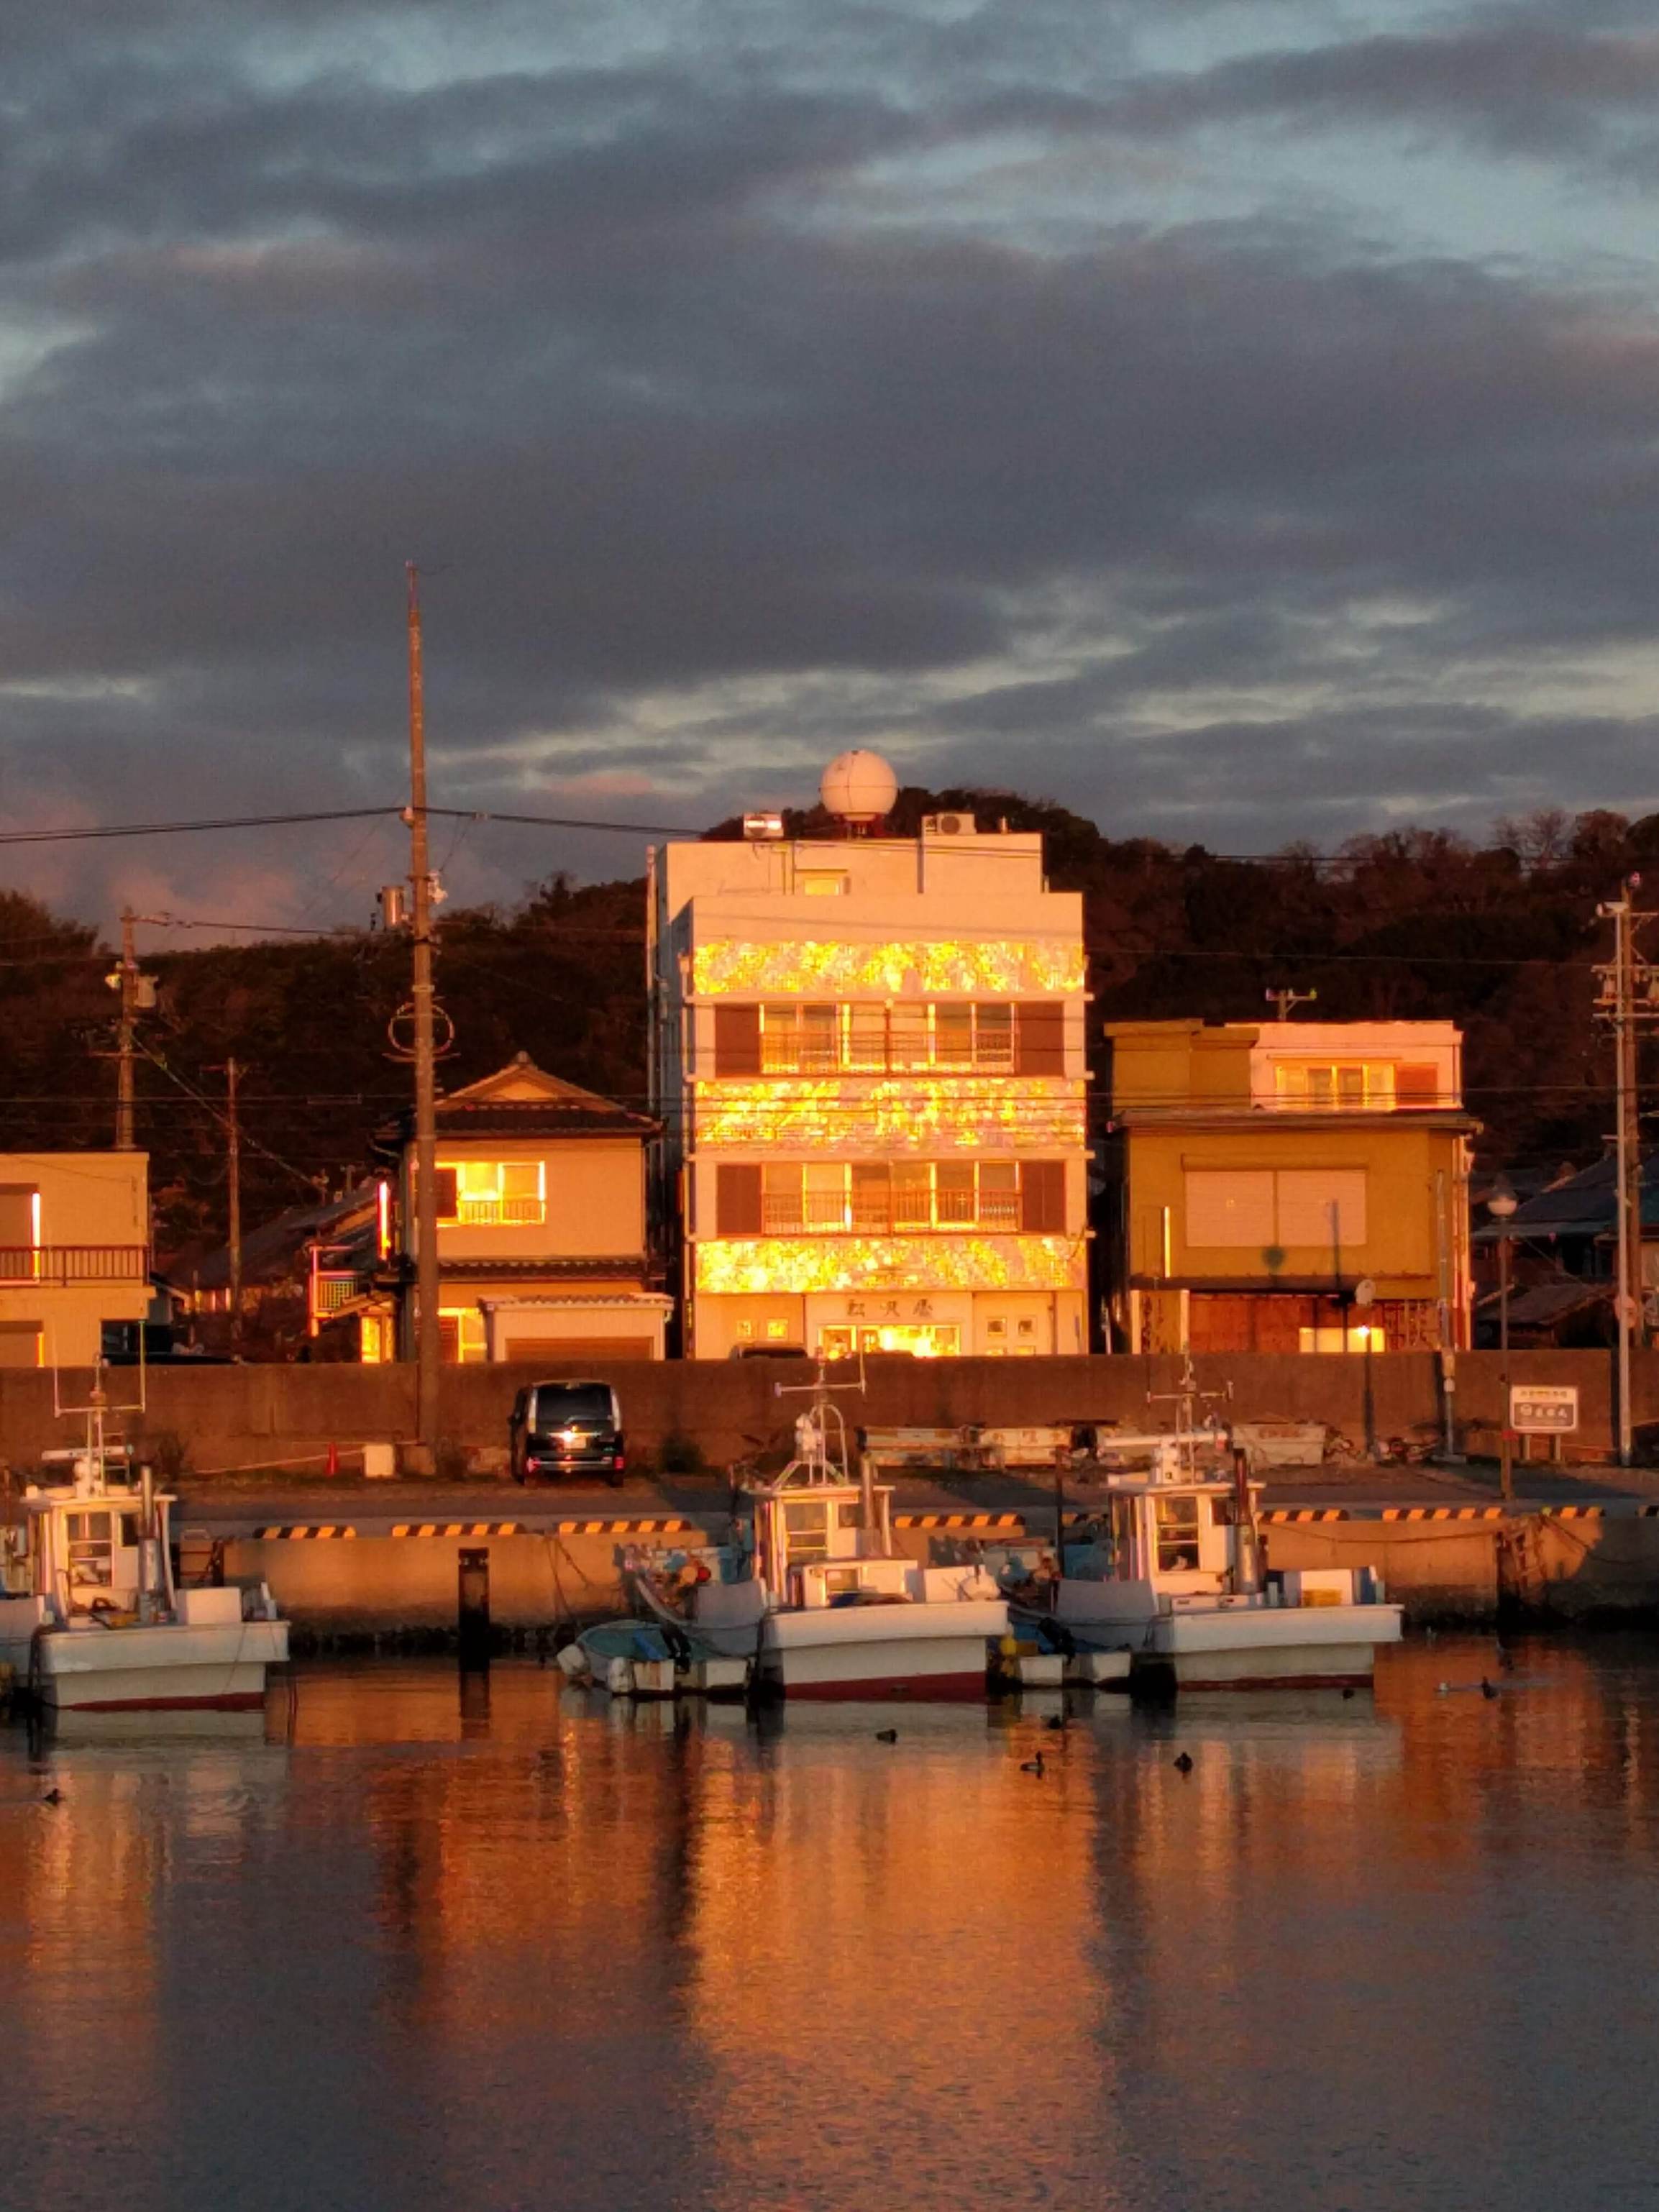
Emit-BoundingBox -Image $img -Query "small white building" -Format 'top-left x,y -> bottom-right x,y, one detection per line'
649,757 -> 1091,1360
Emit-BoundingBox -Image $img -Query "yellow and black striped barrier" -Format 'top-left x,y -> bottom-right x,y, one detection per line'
250,1516 -> 698,1541
252,1524 -> 359,1540
895,1512 -> 1023,1531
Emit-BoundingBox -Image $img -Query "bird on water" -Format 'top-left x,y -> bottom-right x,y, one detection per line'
874,1728 -> 898,1743
1173,1752 -> 1194,1775
1020,1751 -> 1046,1776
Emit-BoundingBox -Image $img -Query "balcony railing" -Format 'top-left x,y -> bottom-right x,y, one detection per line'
755,1199 -> 1024,1235
445,1197 -> 546,1227
0,1245 -> 150,1285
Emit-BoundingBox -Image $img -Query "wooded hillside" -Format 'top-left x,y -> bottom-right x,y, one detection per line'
0,793 -> 1643,1260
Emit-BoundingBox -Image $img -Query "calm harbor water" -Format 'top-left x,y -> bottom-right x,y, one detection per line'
4,1638 -> 1659,2212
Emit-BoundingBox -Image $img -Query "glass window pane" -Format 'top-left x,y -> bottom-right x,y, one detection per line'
762,1164 -> 804,1230
848,1006 -> 887,1069
803,1162 -> 846,1227
936,1160 -> 974,1222
935,1005 -> 973,1065
892,1164 -> 932,1225
502,1161 -> 541,1199
889,1003 -> 927,1067
978,1160 -> 1018,1227
851,1164 -> 890,1229
974,1004 -> 1014,1067
1305,1066 -> 1335,1107
760,1006 -> 798,1071
1338,1066 -> 1365,1107
801,1005 -> 838,1071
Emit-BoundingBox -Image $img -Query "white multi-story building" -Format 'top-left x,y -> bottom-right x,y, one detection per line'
649,759 -> 1090,1360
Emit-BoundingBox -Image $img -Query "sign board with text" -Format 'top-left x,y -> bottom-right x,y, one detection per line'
1509,1384 -> 1578,1435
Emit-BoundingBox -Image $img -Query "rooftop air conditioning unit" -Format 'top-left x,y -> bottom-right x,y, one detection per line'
924,813 -> 973,836
743,811 -> 786,840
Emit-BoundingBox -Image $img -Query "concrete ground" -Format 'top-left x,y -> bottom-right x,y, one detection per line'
167,1453 -> 1659,1536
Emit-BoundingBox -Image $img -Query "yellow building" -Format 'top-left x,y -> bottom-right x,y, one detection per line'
383,1057 -> 669,1363
0,1151 -> 151,1366
1103,1020 -> 1477,1354
651,773 -> 1090,1359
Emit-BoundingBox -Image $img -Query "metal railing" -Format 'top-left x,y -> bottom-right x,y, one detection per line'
449,1196 -> 545,1226
0,1245 -> 150,1284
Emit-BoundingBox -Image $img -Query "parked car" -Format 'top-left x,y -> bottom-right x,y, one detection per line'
508,1380 -> 626,1486
728,1342 -> 808,1360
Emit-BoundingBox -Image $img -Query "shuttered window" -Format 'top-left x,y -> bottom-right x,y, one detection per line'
1186,1171 -> 1276,1248
713,1005 -> 762,1077
1016,1003 -> 1066,1076
1277,1170 -> 1367,1248
1185,1169 -> 1367,1249
1020,1158 -> 1066,1233
1396,1063 -> 1439,1105
716,1163 -> 763,1235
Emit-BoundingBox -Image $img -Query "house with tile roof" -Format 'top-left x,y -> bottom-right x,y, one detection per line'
349,1054 -> 670,1363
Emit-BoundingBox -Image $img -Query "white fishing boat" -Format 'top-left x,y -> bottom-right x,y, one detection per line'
1036,1382 -> 1400,1693
603,1366 -> 1006,1702
0,1378 -> 288,1714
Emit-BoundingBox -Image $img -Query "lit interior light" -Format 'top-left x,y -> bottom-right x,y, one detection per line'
693,938 -> 1086,997
697,1077 -> 1087,1152
696,1235 -> 1083,1295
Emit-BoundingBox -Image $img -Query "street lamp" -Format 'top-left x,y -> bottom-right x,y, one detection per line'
1486,1178 -> 1519,1500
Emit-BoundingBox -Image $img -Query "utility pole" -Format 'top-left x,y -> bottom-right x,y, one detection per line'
1594,879 -> 1657,1467
1264,987 -> 1317,1022
406,563 -> 442,1458
106,909 -> 157,1150
225,1057 -> 242,1357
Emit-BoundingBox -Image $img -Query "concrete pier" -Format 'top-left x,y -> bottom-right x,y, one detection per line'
168,1462 -> 1659,1642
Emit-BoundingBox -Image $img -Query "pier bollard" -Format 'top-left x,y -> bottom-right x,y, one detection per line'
457,1547 -> 491,1666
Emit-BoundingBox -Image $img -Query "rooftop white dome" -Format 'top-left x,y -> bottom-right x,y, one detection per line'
820,749 -> 898,826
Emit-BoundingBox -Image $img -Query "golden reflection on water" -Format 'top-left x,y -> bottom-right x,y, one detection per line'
7,1640 -> 1659,2211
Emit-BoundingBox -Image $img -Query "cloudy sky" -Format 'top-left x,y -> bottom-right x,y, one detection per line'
7,0 -> 1659,937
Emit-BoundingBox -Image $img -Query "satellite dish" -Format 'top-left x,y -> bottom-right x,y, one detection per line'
820,749 -> 897,828
1354,1278 -> 1376,1307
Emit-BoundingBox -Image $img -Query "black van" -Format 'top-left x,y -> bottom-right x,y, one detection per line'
508,1380 -> 626,1486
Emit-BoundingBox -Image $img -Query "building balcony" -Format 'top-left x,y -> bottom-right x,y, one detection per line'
0,1245 -> 150,1286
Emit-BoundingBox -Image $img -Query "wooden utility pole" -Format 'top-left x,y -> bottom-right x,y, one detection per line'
225,1057 -> 242,1356
115,908 -> 139,1150
406,564 -> 442,1455
1595,880 -> 1655,1467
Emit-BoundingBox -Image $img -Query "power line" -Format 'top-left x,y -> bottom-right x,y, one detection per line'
0,806 -> 396,848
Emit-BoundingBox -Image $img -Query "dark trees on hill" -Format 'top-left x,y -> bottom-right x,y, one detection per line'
0,796 -> 1645,1261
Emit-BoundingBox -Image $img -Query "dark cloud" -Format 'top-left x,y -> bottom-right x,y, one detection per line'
2,0 -> 1659,932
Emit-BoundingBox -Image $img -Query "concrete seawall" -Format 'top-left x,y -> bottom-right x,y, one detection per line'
211,1496 -> 1659,1642
5,1347 -> 1652,1476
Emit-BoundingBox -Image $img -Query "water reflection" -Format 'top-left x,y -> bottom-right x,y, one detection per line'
4,1640 -> 1659,2211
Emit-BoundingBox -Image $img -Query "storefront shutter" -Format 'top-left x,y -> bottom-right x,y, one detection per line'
713,1005 -> 762,1077
716,1163 -> 763,1235
1185,1170 -> 1275,1248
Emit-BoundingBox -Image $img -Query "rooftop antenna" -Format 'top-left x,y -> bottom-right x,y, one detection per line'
1265,987 -> 1318,1022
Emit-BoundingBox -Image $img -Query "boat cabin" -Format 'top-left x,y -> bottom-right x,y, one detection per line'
14,1455 -> 176,1623
746,1476 -> 914,1610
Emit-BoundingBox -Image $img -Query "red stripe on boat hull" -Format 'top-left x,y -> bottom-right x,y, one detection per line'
779,1670 -> 988,1702
53,1691 -> 268,1713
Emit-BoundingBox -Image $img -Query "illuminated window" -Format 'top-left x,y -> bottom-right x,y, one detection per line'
759,1004 -> 838,1072
1154,1494 -> 1202,1573
439,1307 -> 487,1363
978,1161 -> 1018,1228
1300,1322 -> 1387,1353
437,1159 -> 545,1225
765,1318 -> 790,1340
798,873 -> 848,897
1274,1062 -> 1397,1111
762,1164 -> 805,1231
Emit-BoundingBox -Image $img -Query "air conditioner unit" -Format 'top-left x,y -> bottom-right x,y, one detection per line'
923,813 -> 973,836
743,811 -> 786,841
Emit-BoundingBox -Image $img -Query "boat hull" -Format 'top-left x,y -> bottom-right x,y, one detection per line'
759,1601 -> 1007,1701
1137,1603 -> 1403,1693
30,1620 -> 289,1711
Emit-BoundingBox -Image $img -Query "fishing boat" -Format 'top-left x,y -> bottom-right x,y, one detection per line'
1043,1422 -> 1402,1691
0,1377 -> 288,1713
565,1365 -> 1007,1701
555,1617 -> 749,1699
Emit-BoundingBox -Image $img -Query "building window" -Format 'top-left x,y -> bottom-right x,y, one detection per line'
437,1160 -> 546,1225
1185,1168 -> 1367,1251
1274,1063 -> 1398,1111
740,1161 -> 1063,1235
439,1307 -> 487,1363
722,1001 -> 1051,1077
797,873 -> 848,897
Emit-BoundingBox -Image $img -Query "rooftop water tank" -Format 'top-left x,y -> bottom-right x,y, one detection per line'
820,749 -> 897,827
